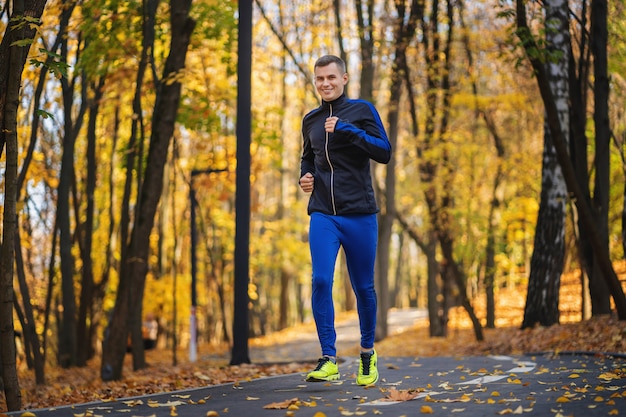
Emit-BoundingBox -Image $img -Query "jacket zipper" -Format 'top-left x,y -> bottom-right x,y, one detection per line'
325,104 -> 337,215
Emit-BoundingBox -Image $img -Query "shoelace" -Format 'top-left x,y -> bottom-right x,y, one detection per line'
314,357 -> 330,371
360,352 -> 372,375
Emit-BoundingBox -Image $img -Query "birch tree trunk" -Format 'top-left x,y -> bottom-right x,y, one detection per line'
521,0 -> 570,328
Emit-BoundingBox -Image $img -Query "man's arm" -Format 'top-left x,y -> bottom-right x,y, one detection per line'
335,102 -> 391,164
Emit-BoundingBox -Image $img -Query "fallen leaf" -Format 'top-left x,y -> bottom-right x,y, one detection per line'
420,405 -> 433,414
599,372 -> 621,381
382,388 -> 420,402
263,398 -> 299,409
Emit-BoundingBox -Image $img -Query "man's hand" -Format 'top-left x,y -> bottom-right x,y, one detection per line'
299,172 -> 314,193
325,116 -> 339,133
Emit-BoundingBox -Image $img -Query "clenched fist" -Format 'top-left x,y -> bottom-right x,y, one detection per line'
299,172 -> 314,193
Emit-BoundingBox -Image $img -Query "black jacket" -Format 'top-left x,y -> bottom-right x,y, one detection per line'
300,94 -> 391,215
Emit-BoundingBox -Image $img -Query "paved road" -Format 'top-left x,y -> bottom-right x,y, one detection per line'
12,354 -> 625,417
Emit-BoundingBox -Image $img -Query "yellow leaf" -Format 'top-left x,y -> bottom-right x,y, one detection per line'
313,413 -> 327,417
556,396 -> 570,403
21,413 -> 37,417
568,373 -> 580,378
594,396 -> 604,402
609,410 -> 619,416
263,398 -> 299,409
206,412 -> 219,417
491,391 -> 501,397
420,405 -> 434,414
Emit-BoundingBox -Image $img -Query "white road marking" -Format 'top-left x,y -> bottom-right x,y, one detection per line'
364,356 -> 536,406
462,356 -> 536,385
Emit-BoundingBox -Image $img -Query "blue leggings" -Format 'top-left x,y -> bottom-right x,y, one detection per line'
309,212 -> 378,357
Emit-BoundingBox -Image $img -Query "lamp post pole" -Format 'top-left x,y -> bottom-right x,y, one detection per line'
189,168 -> 226,362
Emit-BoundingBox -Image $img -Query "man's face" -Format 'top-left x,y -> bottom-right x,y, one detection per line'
314,63 -> 348,102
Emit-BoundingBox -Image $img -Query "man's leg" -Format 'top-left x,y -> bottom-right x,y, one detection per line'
309,212 -> 341,358
342,214 -> 378,350
342,214 -> 379,385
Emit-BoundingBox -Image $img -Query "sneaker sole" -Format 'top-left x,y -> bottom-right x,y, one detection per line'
306,374 -> 341,382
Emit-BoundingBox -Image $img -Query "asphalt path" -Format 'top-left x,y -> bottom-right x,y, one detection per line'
249,308 -> 428,363
10,353 -> 626,417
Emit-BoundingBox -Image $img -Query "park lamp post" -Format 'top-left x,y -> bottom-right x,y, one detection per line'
189,167 -> 226,362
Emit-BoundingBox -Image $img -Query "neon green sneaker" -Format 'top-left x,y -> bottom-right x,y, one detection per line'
356,349 -> 379,386
306,357 -> 340,382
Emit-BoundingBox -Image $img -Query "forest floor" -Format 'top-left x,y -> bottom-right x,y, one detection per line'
3,263 -> 626,412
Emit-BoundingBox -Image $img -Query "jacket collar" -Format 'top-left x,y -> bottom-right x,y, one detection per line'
321,93 -> 347,107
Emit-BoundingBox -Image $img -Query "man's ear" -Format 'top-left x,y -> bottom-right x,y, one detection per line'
342,73 -> 349,85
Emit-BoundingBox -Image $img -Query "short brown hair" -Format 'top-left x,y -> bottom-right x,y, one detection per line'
314,55 -> 346,73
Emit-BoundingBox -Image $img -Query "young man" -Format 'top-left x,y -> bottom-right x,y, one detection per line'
299,55 -> 391,386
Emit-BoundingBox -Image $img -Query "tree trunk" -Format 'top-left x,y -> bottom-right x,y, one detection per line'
0,0 -> 48,409
426,236 -> 444,336
588,0 -> 611,315
521,0 -> 570,329
481,111 -> 506,328
567,17 -> 596,320
375,0 -> 421,342
101,0 -> 195,381
57,0 -> 86,368
355,0 -> 375,103
77,78 -> 105,366
14,237 -> 45,384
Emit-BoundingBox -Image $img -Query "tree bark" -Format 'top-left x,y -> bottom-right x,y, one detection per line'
0,0 -> 48,409
588,0 -> 611,315
101,0 -> 195,381
77,78 -> 106,366
521,0 -> 570,329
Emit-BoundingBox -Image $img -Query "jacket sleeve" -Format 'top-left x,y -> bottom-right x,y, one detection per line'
300,123 -> 316,178
335,102 -> 391,164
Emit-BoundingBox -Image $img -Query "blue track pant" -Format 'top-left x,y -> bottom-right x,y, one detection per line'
309,212 -> 378,357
